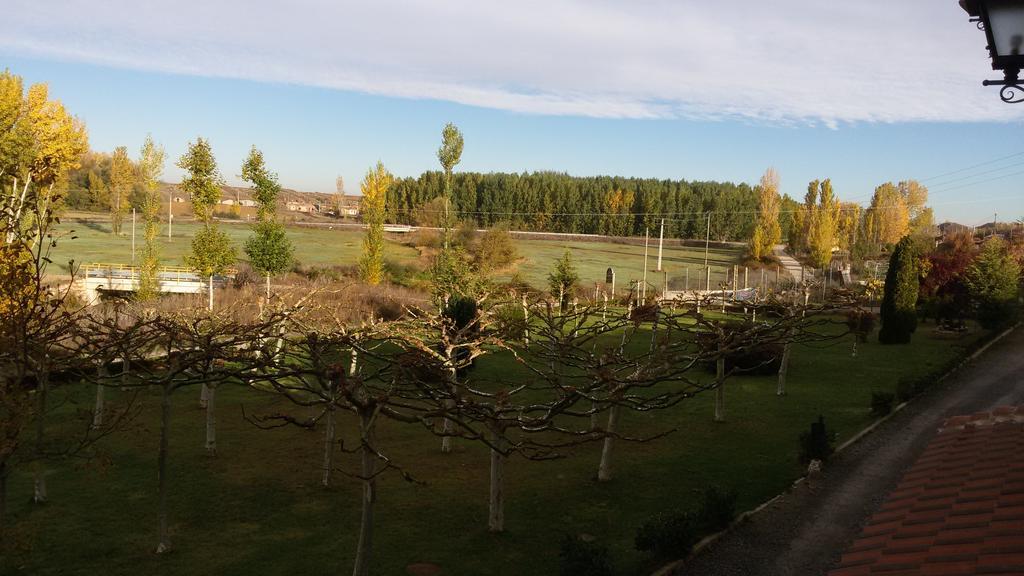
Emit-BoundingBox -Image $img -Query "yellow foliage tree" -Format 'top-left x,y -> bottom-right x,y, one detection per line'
750,168 -> 781,260
358,161 -> 393,285
866,182 -> 909,246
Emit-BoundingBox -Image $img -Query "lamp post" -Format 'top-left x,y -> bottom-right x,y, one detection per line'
960,0 -> 1024,102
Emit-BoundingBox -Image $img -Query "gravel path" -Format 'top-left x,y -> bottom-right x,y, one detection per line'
676,327 -> 1024,576
773,245 -> 804,281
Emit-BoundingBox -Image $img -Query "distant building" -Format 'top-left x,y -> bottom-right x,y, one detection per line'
239,199 -> 258,208
286,201 -> 316,213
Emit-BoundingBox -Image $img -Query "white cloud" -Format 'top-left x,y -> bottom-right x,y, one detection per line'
4,0 -> 1022,123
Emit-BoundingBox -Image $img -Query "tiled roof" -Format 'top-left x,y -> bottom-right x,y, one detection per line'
829,406 -> 1024,576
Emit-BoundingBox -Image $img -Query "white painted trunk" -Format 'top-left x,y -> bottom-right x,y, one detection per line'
205,385 -> 217,454
200,382 -> 209,409
597,405 -> 620,482
521,294 -> 530,345
32,370 -> 48,504
208,275 -> 214,311
265,274 -> 271,299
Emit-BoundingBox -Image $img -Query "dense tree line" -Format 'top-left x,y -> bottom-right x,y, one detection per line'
386,171 -> 758,241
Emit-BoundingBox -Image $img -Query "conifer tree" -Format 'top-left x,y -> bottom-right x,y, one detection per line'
878,236 -> 919,344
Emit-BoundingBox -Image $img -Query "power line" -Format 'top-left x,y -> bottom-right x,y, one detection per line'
920,150 -> 1024,183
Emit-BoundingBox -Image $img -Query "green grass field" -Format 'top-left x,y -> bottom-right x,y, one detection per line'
1,323 -> 984,576
48,217 -> 742,291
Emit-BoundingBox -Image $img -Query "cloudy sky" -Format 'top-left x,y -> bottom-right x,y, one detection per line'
4,0 -> 1023,223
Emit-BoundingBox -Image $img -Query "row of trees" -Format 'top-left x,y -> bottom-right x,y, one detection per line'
387,171 -> 759,241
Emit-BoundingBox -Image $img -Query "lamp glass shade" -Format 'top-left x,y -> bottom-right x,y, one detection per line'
987,0 -> 1024,57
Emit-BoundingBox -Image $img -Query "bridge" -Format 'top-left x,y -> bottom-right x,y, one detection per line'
79,263 -> 234,304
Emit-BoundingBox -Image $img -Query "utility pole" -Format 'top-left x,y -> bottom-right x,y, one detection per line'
704,212 -> 711,267
642,228 -> 650,301
656,218 -> 665,271
131,208 -> 136,264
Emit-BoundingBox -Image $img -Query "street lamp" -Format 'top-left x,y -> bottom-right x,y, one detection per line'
960,0 -> 1024,102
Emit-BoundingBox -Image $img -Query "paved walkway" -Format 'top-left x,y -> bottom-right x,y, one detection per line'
676,327 -> 1024,576
773,245 -> 804,282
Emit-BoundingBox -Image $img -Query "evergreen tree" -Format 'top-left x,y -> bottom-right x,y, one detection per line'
964,237 -> 1021,328
547,250 -> 579,311
878,236 -> 920,344
357,161 -> 392,285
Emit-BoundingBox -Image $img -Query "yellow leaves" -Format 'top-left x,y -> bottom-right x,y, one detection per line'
25,82 -> 89,183
0,243 -> 36,319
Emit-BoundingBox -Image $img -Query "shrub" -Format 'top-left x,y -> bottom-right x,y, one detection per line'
635,511 -> 698,561
559,536 -> 613,576
798,416 -> 834,463
870,391 -> 895,416
879,236 -> 920,344
493,302 -> 527,340
696,487 -> 738,534
845,310 -> 876,343
232,262 -> 258,289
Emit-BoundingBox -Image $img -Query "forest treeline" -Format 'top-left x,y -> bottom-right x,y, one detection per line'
386,171 -> 770,242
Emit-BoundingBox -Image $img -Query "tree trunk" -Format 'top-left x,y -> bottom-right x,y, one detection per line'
441,399 -> 454,453
200,382 -> 209,409
714,356 -> 726,422
521,294 -> 530,346
33,369 -> 49,504
321,407 -> 336,487
156,385 -> 172,554
352,412 -> 377,576
597,405 -> 620,482
488,426 -> 507,532
93,383 -> 105,428
208,275 -> 214,311
777,339 -> 792,396
205,384 -> 217,455
0,460 -> 7,540
265,274 -> 271,299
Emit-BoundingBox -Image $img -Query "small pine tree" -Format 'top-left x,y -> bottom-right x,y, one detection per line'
878,236 -> 920,344
548,250 -> 579,311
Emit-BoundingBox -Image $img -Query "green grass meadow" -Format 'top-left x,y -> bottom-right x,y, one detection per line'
48,217 -> 742,291
1,323 -> 983,576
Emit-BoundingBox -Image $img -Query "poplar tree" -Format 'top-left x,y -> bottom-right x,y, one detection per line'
358,161 -> 392,285
878,236 -> 919,344
136,136 -> 165,301
241,146 -> 292,297
750,168 -> 781,260
108,146 -> 134,235
437,123 -> 464,247
808,179 -> 839,268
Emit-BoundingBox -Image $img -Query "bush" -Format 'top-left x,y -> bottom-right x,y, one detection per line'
559,536 -> 613,576
492,302 -> 527,340
635,511 -> 698,561
798,416 -> 834,463
845,310 -> 876,343
870,391 -> 895,416
232,262 -> 258,289
696,487 -> 738,534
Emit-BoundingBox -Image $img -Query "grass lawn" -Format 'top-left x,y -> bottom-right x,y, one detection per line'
47,217 -> 742,291
1,322 -> 984,576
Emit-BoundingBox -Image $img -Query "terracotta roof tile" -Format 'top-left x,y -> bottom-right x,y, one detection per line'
829,407 -> 1024,576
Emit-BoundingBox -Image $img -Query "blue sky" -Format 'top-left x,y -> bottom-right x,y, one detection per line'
4,0 -> 1024,225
